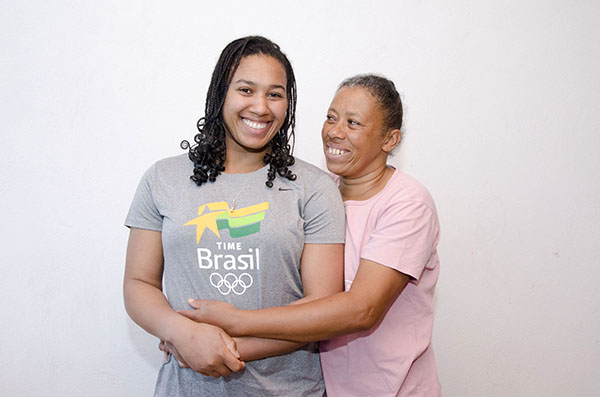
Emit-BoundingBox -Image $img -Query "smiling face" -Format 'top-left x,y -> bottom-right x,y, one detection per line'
322,86 -> 395,178
222,54 -> 288,155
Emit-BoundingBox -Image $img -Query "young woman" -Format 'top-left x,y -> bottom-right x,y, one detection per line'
180,75 -> 442,396
123,36 -> 345,396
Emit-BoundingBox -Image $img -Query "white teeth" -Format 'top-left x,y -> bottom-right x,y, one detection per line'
243,118 -> 268,129
327,147 -> 347,155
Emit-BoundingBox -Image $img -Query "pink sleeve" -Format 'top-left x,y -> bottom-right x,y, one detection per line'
361,200 -> 438,280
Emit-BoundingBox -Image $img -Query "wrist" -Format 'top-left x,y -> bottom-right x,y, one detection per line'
163,313 -> 191,344
230,309 -> 250,336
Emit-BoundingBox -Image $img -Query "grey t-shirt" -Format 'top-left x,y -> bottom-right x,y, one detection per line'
125,154 -> 345,396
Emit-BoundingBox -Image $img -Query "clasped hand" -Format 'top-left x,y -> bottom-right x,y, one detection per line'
178,298 -> 239,334
160,315 -> 244,378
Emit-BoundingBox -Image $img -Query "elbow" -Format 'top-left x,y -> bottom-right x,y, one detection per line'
352,303 -> 381,332
122,277 -> 139,305
122,279 -> 137,316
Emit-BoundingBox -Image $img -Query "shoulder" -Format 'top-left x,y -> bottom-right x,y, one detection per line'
287,158 -> 341,196
289,158 -> 335,185
146,153 -> 192,178
282,158 -> 343,209
384,170 -> 437,212
153,153 -> 193,172
138,153 -> 193,189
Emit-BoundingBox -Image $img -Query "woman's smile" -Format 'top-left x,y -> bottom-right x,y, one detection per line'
242,118 -> 270,130
221,54 -> 288,155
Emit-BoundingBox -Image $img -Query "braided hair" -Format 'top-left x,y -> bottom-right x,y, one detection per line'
181,36 -> 297,187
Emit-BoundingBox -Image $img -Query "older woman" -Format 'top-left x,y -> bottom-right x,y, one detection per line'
181,74 -> 441,396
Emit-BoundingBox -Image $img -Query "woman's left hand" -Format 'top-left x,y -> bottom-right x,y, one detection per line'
159,340 -> 190,368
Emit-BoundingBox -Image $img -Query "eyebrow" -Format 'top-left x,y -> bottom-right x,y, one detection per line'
233,79 -> 286,91
328,106 -> 360,117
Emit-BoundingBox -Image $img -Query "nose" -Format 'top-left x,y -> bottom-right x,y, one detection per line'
249,95 -> 269,116
325,122 -> 345,140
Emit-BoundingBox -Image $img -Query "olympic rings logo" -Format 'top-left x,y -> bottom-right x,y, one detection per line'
209,272 -> 254,296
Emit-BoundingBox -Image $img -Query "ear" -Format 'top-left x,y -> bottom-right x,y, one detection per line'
382,129 -> 402,153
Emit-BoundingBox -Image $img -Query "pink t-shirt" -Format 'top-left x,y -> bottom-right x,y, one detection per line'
320,170 -> 441,397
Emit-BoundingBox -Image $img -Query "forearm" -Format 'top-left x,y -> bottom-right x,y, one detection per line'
232,291 -> 370,342
234,337 -> 306,361
227,282 -> 350,345
229,261 -> 410,342
123,278 -> 183,342
187,260 -> 409,344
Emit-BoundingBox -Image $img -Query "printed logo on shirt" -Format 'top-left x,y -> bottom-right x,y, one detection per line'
209,272 -> 253,295
185,201 -> 269,243
185,201 -> 269,296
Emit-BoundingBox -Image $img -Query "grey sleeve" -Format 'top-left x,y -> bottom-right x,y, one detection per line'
303,174 -> 345,244
124,165 -> 163,231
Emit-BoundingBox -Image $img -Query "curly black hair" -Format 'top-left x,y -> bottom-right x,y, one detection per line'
181,36 -> 297,188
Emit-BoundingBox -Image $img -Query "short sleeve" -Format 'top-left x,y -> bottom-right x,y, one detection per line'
361,200 -> 438,280
303,174 -> 345,244
124,165 -> 163,231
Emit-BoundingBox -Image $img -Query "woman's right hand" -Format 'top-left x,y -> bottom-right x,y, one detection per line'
168,318 -> 245,378
178,299 -> 240,335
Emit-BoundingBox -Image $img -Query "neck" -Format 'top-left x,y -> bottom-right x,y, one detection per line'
339,165 -> 394,201
223,148 -> 267,174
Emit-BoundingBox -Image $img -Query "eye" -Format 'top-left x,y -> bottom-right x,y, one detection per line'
268,92 -> 285,99
348,119 -> 360,126
325,114 -> 336,123
238,87 -> 252,94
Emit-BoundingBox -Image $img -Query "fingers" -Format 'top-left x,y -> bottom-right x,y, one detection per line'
196,364 -> 231,378
220,332 -> 241,359
166,320 -> 244,377
215,365 -> 232,377
158,340 -> 167,352
204,369 -> 225,378
187,298 -> 204,309
178,309 -> 199,322
194,334 -> 244,376
199,339 -> 243,376
223,354 -> 245,373
219,333 -> 244,372
158,340 -> 170,362
165,341 -> 189,368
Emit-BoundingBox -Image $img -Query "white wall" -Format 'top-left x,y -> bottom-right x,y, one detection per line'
2,1 -> 599,395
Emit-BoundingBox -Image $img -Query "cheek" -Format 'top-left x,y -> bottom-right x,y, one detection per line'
274,101 -> 288,118
321,121 -> 335,140
221,100 -> 238,123
222,90 -> 236,110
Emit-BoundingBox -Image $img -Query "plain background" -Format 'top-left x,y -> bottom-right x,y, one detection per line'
2,1 -> 599,396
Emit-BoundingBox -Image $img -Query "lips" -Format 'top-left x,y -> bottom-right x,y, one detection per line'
325,143 -> 350,156
242,118 -> 269,130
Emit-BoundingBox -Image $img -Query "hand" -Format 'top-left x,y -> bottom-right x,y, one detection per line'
170,318 -> 245,378
159,340 -> 189,368
178,299 -> 240,335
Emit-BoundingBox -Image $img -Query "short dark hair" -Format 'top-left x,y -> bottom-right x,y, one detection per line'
182,36 -> 297,187
338,74 -> 403,142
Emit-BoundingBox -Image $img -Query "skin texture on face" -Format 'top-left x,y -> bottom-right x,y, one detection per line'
322,86 -> 392,179
222,54 -> 288,161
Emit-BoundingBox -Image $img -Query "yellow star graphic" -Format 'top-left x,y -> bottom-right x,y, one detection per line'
184,201 -> 229,243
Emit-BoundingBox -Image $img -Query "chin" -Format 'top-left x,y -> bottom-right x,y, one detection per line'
240,138 -> 272,152
325,162 -> 345,176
